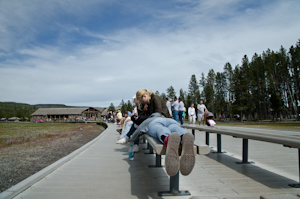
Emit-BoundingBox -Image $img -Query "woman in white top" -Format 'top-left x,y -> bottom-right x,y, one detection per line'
188,104 -> 196,125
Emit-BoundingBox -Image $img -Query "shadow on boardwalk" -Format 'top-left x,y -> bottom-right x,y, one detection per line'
205,149 -> 298,189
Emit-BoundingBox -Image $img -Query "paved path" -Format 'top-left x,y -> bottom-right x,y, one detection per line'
1,123 -> 300,199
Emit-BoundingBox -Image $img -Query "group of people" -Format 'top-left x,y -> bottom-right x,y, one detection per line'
187,100 -> 209,125
115,89 -> 197,177
165,97 -> 186,125
114,89 -> 216,177
105,110 -> 131,125
166,96 -> 210,126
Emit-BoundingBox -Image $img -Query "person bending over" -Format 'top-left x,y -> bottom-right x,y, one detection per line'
117,88 -> 171,144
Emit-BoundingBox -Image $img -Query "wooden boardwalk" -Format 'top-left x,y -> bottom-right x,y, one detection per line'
1,123 -> 300,199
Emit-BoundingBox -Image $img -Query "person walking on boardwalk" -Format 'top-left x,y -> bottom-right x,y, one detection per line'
172,96 -> 179,122
166,97 -> 172,117
178,97 -> 185,125
197,100 -> 207,125
188,103 -> 196,125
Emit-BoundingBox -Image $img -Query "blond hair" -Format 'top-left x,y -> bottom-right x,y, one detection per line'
136,89 -> 155,103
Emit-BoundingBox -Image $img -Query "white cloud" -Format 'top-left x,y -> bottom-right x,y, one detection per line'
0,0 -> 300,107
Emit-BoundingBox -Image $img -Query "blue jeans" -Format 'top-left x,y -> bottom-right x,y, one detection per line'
148,118 -> 187,143
173,110 -> 178,122
126,123 -> 139,145
120,121 -> 133,138
178,111 -> 183,124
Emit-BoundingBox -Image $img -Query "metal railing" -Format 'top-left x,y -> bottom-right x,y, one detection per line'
181,124 -> 300,188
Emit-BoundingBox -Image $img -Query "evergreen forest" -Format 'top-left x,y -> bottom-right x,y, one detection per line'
121,39 -> 300,121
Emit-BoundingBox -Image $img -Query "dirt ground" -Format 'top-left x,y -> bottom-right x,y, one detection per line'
0,123 -> 105,193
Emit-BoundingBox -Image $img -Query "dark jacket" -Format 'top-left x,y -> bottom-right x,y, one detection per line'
149,94 -> 171,118
131,103 -> 150,125
131,94 -> 171,125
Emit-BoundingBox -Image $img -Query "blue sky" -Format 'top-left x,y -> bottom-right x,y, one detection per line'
1,0 -> 300,107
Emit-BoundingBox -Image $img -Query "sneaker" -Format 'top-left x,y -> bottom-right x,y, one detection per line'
133,144 -> 139,153
180,132 -> 195,176
165,132 -> 180,177
116,137 -> 127,144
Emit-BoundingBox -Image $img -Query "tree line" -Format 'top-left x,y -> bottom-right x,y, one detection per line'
115,39 -> 300,121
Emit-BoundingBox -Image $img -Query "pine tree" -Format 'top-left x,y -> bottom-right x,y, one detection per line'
188,74 -> 199,105
160,92 -> 167,100
166,86 -> 176,102
127,100 -> 133,112
108,103 -> 115,112
203,69 -> 215,112
223,62 -> 233,119
250,53 -> 267,119
119,99 -> 128,113
214,72 -> 227,119
289,40 -> 300,120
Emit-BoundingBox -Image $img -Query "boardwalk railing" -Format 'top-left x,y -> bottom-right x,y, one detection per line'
181,124 -> 300,188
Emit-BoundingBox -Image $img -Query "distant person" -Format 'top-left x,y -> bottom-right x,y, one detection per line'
172,96 -> 179,122
166,97 -> 172,117
197,100 -> 207,125
178,97 -> 185,125
188,103 -> 196,125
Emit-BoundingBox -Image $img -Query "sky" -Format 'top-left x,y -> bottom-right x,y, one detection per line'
0,0 -> 300,107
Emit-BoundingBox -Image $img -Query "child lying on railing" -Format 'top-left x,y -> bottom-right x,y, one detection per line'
204,112 -> 216,127
130,112 -> 195,177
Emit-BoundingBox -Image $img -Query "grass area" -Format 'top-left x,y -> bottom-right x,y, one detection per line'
214,121 -> 300,131
0,122 -> 93,148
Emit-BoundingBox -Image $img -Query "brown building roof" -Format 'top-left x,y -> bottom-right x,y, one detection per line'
31,107 -> 103,116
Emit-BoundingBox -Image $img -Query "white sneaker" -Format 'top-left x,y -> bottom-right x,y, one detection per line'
133,144 -> 139,152
116,137 -> 127,144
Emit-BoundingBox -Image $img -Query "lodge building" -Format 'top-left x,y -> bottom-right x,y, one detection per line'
31,107 -> 105,121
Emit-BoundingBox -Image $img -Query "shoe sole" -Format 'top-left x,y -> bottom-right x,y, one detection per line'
165,132 -> 180,176
180,132 -> 195,176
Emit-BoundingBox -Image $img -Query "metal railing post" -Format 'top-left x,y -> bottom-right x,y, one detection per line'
192,129 -> 195,140
236,138 -> 253,164
217,134 -> 222,153
206,132 -> 209,145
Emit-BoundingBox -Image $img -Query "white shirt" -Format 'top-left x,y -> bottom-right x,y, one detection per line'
172,100 -> 179,111
197,104 -> 206,114
132,107 -> 137,115
188,107 -> 195,116
166,101 -> 172,115
178,101 -> 184,111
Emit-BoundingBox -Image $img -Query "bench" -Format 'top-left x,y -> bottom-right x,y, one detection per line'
143,134 -> 210,196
